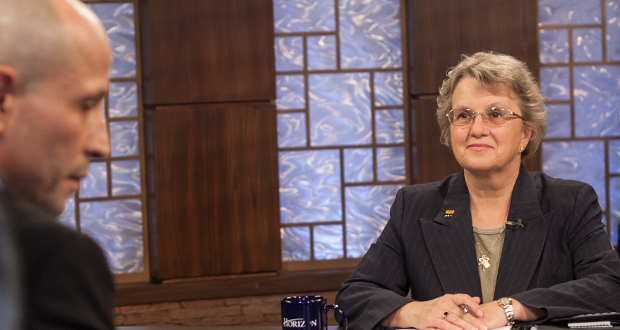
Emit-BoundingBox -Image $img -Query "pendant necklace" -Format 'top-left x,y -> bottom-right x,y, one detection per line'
473,225 -> 506,272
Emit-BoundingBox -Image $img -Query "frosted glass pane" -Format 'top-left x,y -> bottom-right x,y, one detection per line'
340,0 -> 402,69
374,71 -> 403,106
545,104 -> 571,138
538,0 -> 601,26
279,150 -> 342,223
281,226 -> 310,261
345,184 -> 403,258
543,141 -> 606,210
109,82 -> 138,118
109,121 -> 140,157
275,37 -> 304,72
88,3 -> 136,78
276,75 -> 306,110
344,148 -> 373,183
278,113 -> 307,148
611,178 -> 620,247
540,67 -> 570,101
273,0 -> 336,33
80,162 -> 108,198
112,160 -> 141,196
607,1 -> 620,61
377,147 -> 406,182
539,29 -> 569,64
574,66 -> 620,137
313,225 -> 343,260
573,28 -> 602,62
307,35 -> 337,71
58,194 -> 76,229
610,140 -> 620,173
80,199 -> 143,274
309,73 -> 371,146
375,109 -> 405,144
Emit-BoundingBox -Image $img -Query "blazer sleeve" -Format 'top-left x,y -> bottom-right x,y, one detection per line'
25,231 -> 115,330
512,183 -> 620,319
336,188 -> 414,330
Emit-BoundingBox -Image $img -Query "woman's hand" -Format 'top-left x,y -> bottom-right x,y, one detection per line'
380,294 -> 488,330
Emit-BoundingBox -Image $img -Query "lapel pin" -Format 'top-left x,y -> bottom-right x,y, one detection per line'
444,210 -> 455,218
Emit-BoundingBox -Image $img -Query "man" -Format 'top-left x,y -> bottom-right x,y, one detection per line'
0,0 -> 115,328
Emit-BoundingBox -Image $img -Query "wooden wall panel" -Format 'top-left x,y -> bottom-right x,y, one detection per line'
410,0 -> 539,95
409,0 -> 541,183
152,103 -> 281,279
140,0 -> 275,105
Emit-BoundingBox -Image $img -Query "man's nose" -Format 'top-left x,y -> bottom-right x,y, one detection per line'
86,111 -> 111,159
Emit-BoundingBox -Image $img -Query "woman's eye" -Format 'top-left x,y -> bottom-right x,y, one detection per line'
457,111 -> 471,119
488,110 -> 502,118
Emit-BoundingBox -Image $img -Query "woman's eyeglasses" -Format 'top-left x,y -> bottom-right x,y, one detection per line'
446,107 -> 523,126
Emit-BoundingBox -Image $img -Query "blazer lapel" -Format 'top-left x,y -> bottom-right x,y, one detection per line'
494,165 -> 554,299
420,171 -> 482,298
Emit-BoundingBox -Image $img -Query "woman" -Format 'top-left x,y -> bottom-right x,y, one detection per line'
335,52 -> 620,330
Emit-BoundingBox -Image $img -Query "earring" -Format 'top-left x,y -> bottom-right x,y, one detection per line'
520,145 -> 525,152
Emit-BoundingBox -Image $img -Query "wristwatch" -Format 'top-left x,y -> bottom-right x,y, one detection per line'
497,297 -> 515,325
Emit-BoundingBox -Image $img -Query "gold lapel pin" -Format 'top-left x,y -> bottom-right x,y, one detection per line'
444,210 -> 455,218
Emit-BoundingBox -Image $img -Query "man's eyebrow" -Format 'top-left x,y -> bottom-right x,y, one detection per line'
82,91 -> 108,103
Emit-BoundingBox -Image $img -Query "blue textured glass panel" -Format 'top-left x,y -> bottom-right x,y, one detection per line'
610,140 -> 620,173
109,121 -> 139,157
88,3 -> 136,78
80,199 -> 143,274
344,148 -> 374,183
538,0 -> 601,26
313,225 -> 343,260
275,37 -> 304,72
112,160 -> 141,196
281,226 -> 310,261
309,73 -> 371,146
543,141 -> 606,210
539,29 -> 569,64
375,109 -> 405,144
573,28 -> 602,62
109,82 -> 138,118
545,104 -> 572,138
279,150 -> 342,223
339,0 -> 402,69
276,75 -> 306,110
58,194 -> 76,229
80,162 -> 108,198
540,67 -> 570,101
278,113 -> 307,148
307,35 -> 337,71
273,0 -> 336,33
607,1 -> 620,61
374,71 -> 403,106
377,147 -> 406,182
574,66 -> 620,137
611,178 -> 620,247
345,184 -> 403,258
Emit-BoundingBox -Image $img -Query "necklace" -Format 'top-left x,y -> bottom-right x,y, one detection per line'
473,225 -> 506,272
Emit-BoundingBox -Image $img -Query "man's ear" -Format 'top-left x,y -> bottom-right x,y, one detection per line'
0,65 -> 19,134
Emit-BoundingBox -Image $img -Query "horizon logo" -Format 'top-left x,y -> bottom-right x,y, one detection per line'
283,318 -> 305,328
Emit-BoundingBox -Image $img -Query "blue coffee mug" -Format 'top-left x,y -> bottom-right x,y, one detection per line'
281,295 -> 346,330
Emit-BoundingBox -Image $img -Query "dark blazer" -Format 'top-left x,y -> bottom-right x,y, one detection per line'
336,165 -> 620,330
1,192 -> 114,329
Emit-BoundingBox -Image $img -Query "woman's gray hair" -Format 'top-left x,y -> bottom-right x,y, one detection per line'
436,51 -> 547,158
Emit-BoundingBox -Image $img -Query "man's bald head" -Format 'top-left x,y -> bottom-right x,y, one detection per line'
0,0 -> 109,92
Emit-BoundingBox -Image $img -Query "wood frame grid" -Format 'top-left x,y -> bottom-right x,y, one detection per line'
278,0 -> 411,270
538,0 -> 619,243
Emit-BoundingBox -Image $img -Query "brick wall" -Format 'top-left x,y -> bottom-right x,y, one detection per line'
114,291 -> 339,326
